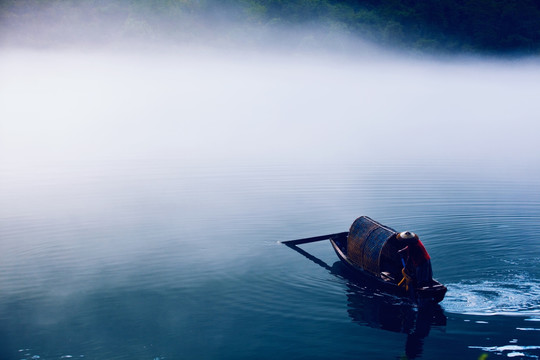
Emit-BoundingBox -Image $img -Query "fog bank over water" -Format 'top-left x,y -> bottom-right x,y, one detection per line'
2,44 -> 540,360
1,48 -> 540,177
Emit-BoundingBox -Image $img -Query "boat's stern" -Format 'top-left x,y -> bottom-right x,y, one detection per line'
417,283 -> 447,305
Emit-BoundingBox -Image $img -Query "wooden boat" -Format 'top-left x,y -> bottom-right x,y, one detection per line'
328,217 -> 447,304
283,216 -> 447,305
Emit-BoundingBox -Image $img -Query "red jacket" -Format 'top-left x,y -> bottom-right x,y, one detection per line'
403,240 -> 431,267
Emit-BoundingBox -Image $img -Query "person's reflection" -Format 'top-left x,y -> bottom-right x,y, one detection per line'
337,262 -> 446,359
284,244 -> 446,359
405,306 -> 441,359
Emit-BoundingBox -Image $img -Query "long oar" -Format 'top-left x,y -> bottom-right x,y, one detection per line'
280,232 -> 348,246
285,243 -> 333,271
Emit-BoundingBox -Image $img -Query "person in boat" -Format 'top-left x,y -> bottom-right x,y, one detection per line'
397,231 -> 433,289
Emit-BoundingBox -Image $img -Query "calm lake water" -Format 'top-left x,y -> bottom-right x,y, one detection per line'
1,51 -> 540,360
1,160 -> 539,360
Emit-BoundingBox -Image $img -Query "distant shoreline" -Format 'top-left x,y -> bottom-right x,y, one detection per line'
1,0 -> 539,56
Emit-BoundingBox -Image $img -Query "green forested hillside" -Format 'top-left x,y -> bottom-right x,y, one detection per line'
239,0 -> 540,53
1,0 -> 540,54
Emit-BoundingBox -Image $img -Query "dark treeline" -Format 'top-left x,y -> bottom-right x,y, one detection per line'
239,0 -> 540,54
344,0 -> 540,53
1,0 -> 540,54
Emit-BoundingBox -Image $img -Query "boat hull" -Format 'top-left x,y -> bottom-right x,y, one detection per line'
330,233 -> 447,304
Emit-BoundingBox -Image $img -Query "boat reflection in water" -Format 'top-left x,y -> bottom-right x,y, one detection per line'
286,244 -> 446,359
335,261 -> 446,359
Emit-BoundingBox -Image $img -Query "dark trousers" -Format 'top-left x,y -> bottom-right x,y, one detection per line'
416,260 -> 433,288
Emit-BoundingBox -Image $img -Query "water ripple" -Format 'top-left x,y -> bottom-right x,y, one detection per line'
442,275 -> 540,317
469,345 -> 540,359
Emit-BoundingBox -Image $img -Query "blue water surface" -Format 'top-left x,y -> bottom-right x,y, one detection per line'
0,160 -> 539,360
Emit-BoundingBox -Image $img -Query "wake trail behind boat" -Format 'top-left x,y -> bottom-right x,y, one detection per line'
442,275 -> 540,318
